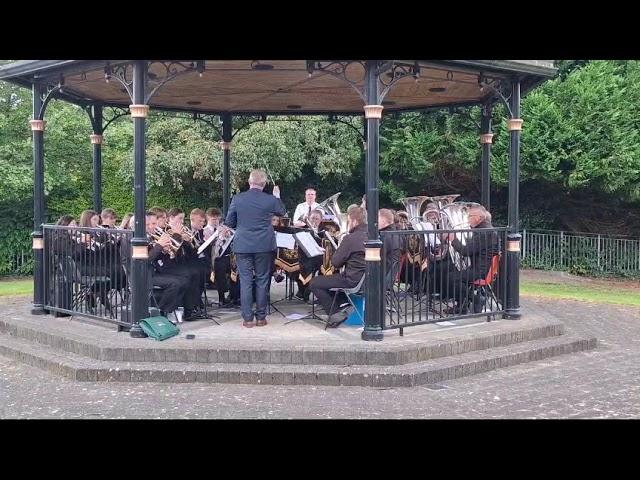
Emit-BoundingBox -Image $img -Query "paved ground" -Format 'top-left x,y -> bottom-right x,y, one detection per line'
1,292 -> 639,418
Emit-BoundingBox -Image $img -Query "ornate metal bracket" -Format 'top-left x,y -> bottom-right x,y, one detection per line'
306,61 -> 368,102
191,113 -> 223,139
104,61 -> 203,104
328,114 -> 365,141
84,105 -> 130,134
479,75 -> 513,117
377,61 -> 420,102
37,79 -> 65,120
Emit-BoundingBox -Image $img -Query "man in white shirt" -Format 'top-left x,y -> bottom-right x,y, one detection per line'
293,187 -> 319,227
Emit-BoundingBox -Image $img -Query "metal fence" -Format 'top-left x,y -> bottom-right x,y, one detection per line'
42,225 -> 132,327
522,229 -> 640,276
380,227 -> 508,334
0,249 -> 33,276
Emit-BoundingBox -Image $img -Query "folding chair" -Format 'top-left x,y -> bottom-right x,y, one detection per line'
326,274 -> 366,329
463,254 -> 501,321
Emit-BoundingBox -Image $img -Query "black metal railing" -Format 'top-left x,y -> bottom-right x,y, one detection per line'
43,225 -> 132,326
380,227 -> 508,332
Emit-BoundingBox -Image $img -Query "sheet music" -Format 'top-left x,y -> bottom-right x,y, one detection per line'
294,231 -> 325,257
276,232 -> 296,249
197,230 -> 218,254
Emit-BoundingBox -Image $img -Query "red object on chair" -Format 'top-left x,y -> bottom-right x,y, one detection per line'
473,254 -> 500,287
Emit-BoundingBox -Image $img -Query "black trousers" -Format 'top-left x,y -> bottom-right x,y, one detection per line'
213,255 -> 233,301
153,272 -> 189,313
160,263 -> 202,310
296,256 -> 322,301
309,274 -> 353,316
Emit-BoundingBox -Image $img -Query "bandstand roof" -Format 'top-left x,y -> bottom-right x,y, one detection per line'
0,60 -> 556,115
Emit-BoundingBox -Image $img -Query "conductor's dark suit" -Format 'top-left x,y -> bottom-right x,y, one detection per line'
225,187 -> 286,322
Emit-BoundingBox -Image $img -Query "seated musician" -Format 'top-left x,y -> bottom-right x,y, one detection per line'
76,209 -> 112,306
100,208 -> 117,228
149,207 -> 168,230
420,204 -> 452,296
309,206 -> 367,327
292,187 -> 319,227
120,211 -> 191,323
441,205 -> 499,314
119,213 -> 133,230
295,208 -> 324,302
153,207 -> 203,319
378,209 -> 403,292
206,207 -> 238,307
98,207 -> 126,289
189,207 -> 211,281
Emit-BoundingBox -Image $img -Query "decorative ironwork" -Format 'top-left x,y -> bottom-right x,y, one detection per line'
306,60 -> 367,102
104,63 -> 133,101
104,61 -> 202,104
36,81 -> 65,120
145,61 -> 200,104
377,61 -> 421,101
102,106 -> 130,131
84,105 -> 130,134
478,75 -> 513,117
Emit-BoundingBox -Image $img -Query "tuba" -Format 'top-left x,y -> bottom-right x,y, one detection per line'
398,196 -> 429,265
438,201 -> 482,271
317,192 -> 348,242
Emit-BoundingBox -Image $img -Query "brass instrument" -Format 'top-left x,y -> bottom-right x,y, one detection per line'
152,227 -> 181,258
316,192 -> 348,244
398,196 -> 430,266
183,225 -> 203,248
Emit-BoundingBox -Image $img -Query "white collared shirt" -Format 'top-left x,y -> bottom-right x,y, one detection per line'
293,201 -> 319,222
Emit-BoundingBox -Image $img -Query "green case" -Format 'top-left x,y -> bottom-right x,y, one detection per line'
139,316 -> 180,341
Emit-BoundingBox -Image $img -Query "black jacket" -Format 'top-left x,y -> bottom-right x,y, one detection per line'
451,220 -> 499,278
331,223 -> 367,286
380,224 -> 403,288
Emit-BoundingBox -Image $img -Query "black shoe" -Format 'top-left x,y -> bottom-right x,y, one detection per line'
327,311 -> 348,328
183,309 -> 199,321
295,291 -> 305,301
219,299 -> 234,308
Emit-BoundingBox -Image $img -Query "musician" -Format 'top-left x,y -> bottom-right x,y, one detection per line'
75,210 -> 113,308
120,211 -> 191,323
151,207 -> 203,319
206,207 -> 238,307
419,205 -> 451,296
310,206 -> 367,327
224,169 -> 286,328
119,213 -> 133,230
149,207 -> 168,230
295,208 -> 324,302
293,187 -> 319,227
379,209 -> 403,291
442,205 -> 499,314
100,208 -> 117,228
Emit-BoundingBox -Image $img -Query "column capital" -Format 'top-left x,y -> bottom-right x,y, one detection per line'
29,119 -> 46,131
508,118 -> 523,131
480,133 -> 494,144
129,104 -> 149,118
90,134 -> 104,145
363,105 -> 384,119
220,141 -> 232,151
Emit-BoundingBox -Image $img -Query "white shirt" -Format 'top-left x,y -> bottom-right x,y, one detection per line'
293,201 -> 319,223
417,221 -> 440,247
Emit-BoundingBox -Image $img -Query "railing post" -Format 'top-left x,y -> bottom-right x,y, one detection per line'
560,231 -> 564,269
597,234 -> 601,269
522,228 -> 526,262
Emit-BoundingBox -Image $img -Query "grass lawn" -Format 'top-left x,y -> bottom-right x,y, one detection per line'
0,278 -> 33,297
520,280 -> 640,306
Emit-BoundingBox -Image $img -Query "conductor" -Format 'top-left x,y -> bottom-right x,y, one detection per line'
223,169 -> 286,327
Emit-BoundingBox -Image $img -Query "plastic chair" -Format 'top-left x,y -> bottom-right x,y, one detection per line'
464,254 -> 501,320
326,274 -> 366,329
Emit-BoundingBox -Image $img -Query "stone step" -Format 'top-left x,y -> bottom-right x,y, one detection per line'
0,317 -> 565,366
0,332 -> 597,387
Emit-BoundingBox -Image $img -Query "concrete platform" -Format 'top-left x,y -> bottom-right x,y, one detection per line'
0,283 -> 597,386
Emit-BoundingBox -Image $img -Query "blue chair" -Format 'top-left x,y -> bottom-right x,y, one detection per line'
326,274 -> 366,329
